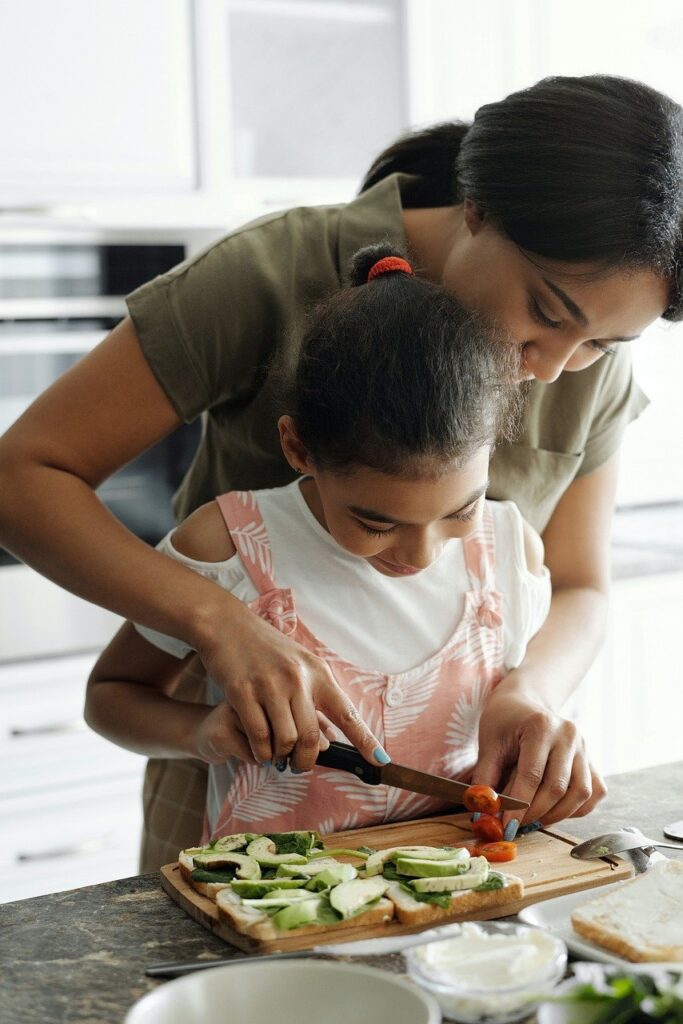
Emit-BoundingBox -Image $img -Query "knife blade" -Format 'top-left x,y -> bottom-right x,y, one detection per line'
315,741 -> 529,812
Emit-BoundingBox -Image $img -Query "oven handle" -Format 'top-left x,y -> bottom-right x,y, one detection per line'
16,837 -> 108,864
10,720 -> 86,738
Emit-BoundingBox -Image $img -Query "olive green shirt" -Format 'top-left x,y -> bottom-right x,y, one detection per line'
127,174 -> 648,534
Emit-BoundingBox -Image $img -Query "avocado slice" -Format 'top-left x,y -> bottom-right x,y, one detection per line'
272,897 -> 324,931
364,845 -> 463,877
329,877 -> 389,919
276,857 -> 343,877
192,851 -> 261,879
410,857 -> 489,892
242,889 -> 314,908
230,877 -> 309,898
305,864 -> 358,891
394,852 -> 471,878
246,836 -> 308,867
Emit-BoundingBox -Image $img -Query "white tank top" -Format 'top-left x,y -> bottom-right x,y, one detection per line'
136,480 -> 551,674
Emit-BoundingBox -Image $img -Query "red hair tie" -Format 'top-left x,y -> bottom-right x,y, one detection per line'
367,256 -> 414,281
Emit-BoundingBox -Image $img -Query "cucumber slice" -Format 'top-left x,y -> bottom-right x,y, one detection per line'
272,897 -> 324,930
329,877 -> 389,919
276,857 -> 343,877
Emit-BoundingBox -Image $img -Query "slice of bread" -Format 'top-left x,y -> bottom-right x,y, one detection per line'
215,886 -> 395,941
571,859 -> 683,962
386,873 -> 524,926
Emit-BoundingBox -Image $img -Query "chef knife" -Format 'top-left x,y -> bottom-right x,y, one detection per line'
315,741 -> 529,812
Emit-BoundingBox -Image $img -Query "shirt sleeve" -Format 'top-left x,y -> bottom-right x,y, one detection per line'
125,210 -> 315,423
578,345 -> 649,477
133,531 -> 256,658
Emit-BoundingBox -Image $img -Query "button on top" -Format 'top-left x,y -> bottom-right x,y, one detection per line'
385,687 -> 403,708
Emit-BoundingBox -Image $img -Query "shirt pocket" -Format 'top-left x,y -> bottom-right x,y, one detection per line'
489,444 -> 583,534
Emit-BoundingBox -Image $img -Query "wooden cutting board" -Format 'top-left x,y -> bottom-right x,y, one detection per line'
160,812 -> 633,954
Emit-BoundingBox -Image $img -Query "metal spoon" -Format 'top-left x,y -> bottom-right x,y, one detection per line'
571,829 -> 683,859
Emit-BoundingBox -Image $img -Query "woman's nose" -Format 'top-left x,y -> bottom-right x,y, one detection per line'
522,340 -> 575,383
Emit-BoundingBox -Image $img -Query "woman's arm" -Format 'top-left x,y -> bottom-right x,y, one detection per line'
474,454 -> 618,829
0,318 -> 386,770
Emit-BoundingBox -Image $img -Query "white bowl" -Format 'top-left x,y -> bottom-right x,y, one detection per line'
125,959 -> 442,1024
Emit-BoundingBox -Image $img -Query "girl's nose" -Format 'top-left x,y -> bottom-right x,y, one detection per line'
394,530 -> 441,570
522,340 -> 575,383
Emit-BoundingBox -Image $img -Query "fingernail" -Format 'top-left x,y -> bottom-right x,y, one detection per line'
275,758 -> 287,772
261,760 -> 272,767
471,812 -> 482,822
518,820 -> 543,836
373,746 -> 391,765
504,819 -> 520,841
291,767 -> 305,775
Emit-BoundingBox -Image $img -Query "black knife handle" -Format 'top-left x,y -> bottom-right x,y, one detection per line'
315,741 -> 382,785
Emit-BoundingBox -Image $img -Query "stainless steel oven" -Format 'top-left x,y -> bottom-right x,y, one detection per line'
0,234 -> 202,660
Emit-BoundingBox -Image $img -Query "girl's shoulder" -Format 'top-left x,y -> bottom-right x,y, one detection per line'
171,501 -> 236,564
486,499 -> 546,579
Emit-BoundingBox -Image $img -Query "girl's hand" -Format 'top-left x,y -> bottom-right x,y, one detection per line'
196,601 -> 388,772
472,676 -> 607,832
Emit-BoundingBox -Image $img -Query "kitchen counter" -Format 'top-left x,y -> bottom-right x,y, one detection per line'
3,760 -> 682,1024
612,502 -> 683,578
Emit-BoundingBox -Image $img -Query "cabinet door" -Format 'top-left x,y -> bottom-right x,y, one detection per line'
225,0 -> 407,185
0,0 -> 197,201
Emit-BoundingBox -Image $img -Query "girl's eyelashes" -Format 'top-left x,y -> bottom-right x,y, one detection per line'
357,520 -> 396,537
528,296 -> 562,329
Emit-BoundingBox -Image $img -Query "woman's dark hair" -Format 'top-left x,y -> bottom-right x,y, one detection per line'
280,243 -> 521,476
362,75 -> 683,320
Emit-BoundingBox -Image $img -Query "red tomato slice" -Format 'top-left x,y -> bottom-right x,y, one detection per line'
463,784 -> 502,815
471,813 -> 505,843
475,841 -> 517,863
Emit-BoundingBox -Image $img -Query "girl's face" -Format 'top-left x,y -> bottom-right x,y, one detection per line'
433,203 -> 671,383
279,418 -> 490,577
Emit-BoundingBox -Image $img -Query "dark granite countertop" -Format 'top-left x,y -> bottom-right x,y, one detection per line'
2,761 -> 682,1024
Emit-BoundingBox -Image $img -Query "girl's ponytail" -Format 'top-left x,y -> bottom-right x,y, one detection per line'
349,241 -> 414,287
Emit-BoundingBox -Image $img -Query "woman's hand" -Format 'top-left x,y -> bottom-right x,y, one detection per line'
472,675 -> 607,832
195,599 -> 388,773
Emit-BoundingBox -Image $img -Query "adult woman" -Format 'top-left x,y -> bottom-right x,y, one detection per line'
0,75 -> 680,869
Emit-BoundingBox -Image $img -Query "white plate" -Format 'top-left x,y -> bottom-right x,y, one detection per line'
519,886 -> 683,970
125,960 -> 441,1024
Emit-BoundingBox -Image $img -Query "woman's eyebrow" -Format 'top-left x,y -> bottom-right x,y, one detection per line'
349,484 -> 489,525
541,277 -> 639,342
542,277 -> 590,326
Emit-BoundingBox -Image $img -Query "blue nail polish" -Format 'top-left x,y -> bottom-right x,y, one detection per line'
291,767 -> 304,775
275,758 -> 287,773
373,746 -> 391,765
518,820 -> 542,836
504,819 -> 520,842
471,812 -> 482,822
261,760 -> 272,767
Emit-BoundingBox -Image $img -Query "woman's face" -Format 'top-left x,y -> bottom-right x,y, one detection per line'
440,203 -> 671,383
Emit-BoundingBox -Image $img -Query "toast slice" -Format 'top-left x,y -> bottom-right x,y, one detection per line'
386,873 -> 524,926
215,885 -> 395,942
571,859 -> 683,962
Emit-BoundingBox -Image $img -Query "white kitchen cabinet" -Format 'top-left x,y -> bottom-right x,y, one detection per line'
0,0 -> 197,203
567,571 -> 683,776
0,651 -> 146,903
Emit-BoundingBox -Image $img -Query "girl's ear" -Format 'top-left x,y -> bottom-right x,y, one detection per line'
463,198 -> 486,236
278,416 -> 315,474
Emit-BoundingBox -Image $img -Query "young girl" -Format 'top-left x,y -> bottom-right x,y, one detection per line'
85,244 -> 556,842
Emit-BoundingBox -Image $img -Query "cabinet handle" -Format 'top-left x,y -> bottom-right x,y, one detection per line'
10,720 -> 85,738
16,837 -> 107,863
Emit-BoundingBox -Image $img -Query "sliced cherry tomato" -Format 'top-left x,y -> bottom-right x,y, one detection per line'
463,784 -> 502,815
471,813 -> 505,843
475,841 -> 517,863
